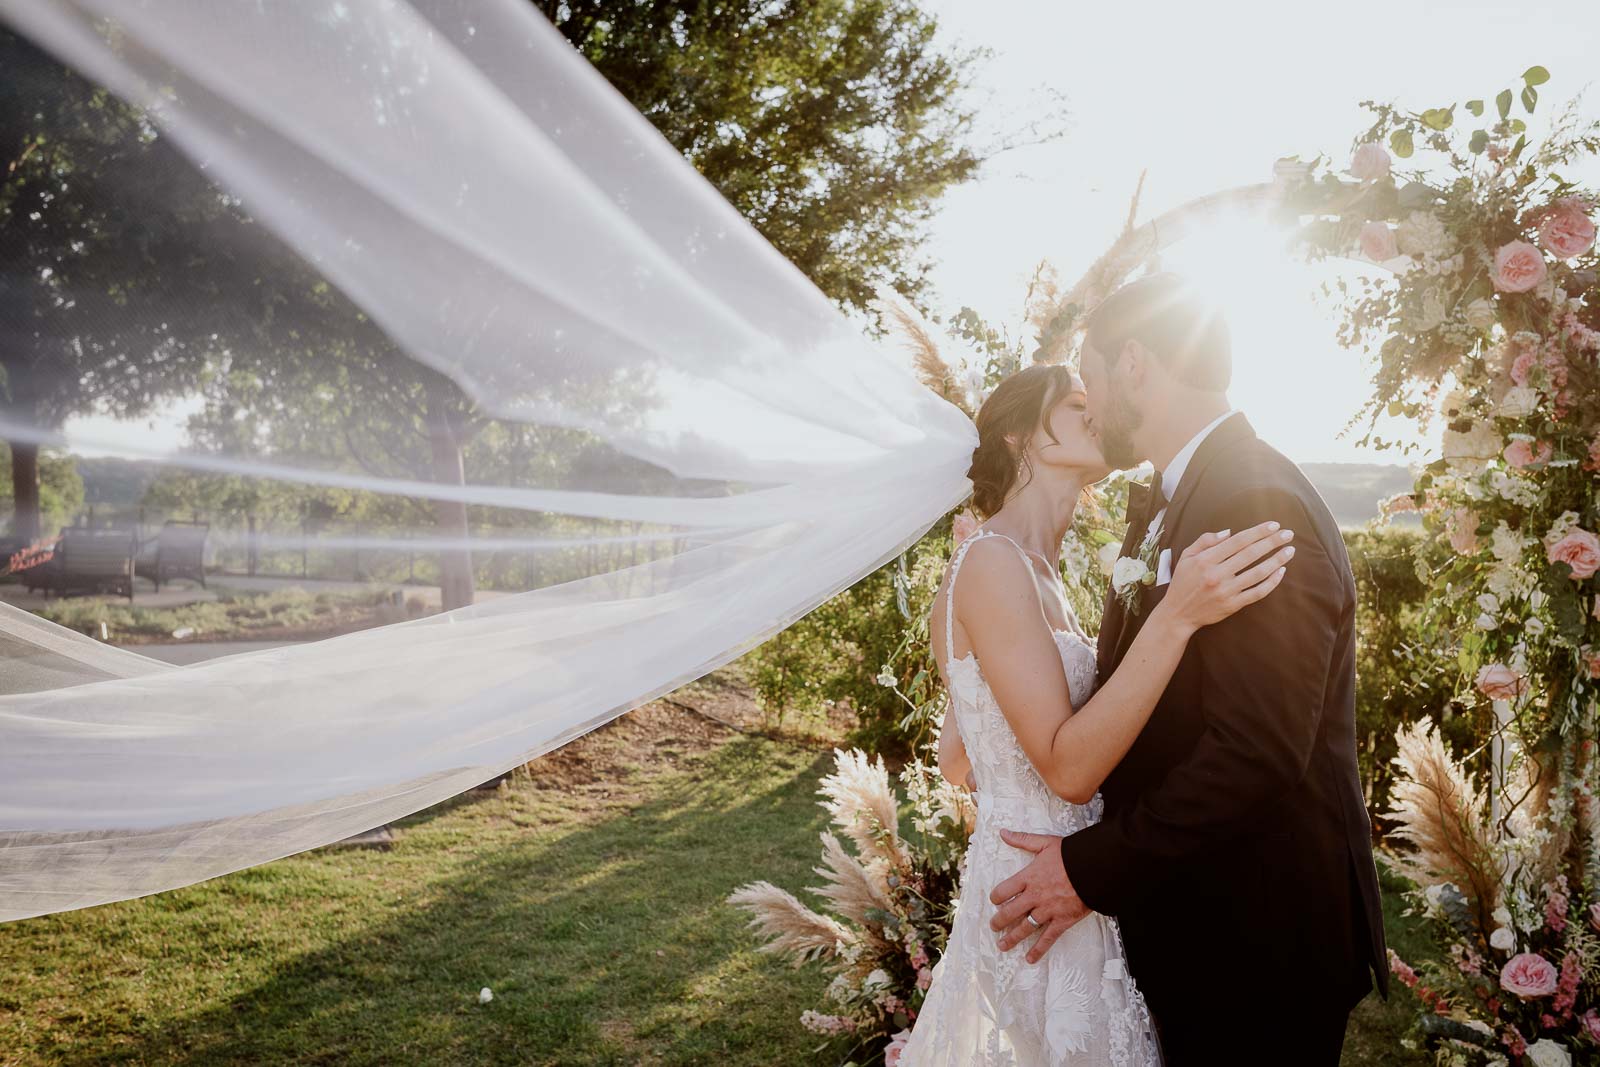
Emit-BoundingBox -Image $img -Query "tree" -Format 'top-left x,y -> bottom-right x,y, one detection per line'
0,29 -> 233,542
536,0 -> 989,310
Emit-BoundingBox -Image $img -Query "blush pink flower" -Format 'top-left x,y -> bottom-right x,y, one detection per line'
916,966 -> 933,991
1350,143 -> 1392,182
1504,439 -> 1553,469
1547,528 -> 1600,580
1584,1010 -> 1600,1043
1583,647 -> 1600,681
1445,507 -> 1481,555
952,509 -> 979,546
884,1029 -> 912,1067
1493,241 -> 1548,293
1501,952 -> 1560,997
1382,494 -> 1418,516
1510,348 -> 1538,386
1476,663 -> 1528,701
1538,197 -> 1597,259
1388,949 -> 1420,988
1359,221 -> 1399,262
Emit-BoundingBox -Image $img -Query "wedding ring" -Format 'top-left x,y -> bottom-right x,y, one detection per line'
1025,914 -> 1042,929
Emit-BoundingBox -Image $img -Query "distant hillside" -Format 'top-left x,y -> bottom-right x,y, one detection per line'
44,454 -> 1415,529
1301,463 -> 1415,528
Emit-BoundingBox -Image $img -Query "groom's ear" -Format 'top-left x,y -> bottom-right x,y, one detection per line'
1118,338 -> 1151,388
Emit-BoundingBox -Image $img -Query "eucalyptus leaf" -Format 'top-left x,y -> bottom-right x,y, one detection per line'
1523,65 -> 1550,86
1421,107 -> 1453,131
1389,129 -> 1414,159
1468,129 -> 1488,155
1497,88 -> 1513,120
1465,99 -> 1484,117
1522,85 -> 1539,113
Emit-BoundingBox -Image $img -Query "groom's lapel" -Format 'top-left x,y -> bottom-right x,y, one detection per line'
1102,414 -> 1257,672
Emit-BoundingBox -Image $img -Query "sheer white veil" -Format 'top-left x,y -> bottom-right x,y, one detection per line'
0,0 -> 977,920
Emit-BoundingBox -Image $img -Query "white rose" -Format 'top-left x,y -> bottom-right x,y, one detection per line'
1398,211 -> 1452,259
1491,523 -> 1527,564
1111,556 -> 1150,595
1493,905 -> 1512,926
1500,386 -> 1540,418
1097,541 -> 1121,578
1442,420 -> 1501,473
1489,925 -> 1515,951
1528,1038 -> 1571,1067
1465,298 -> 1498,331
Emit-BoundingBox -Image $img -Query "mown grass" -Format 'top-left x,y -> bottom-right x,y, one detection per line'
0,700 -> 1433,1067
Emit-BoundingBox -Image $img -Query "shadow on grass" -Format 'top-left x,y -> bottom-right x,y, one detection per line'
89,741 -> 841,1067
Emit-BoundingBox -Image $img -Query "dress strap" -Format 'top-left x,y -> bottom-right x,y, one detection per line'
943,530 -> 1037,664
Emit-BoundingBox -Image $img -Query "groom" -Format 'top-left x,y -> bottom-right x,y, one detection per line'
988,274 -> 1387,1063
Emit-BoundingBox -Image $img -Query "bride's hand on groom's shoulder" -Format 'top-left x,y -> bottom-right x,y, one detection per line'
1159,521 -> 1297,635
988,830 -> 1089,964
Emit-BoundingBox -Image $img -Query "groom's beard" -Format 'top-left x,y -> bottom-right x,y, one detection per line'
1096,385 -> 1144,470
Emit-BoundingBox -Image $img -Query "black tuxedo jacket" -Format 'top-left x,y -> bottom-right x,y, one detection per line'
1060,414 -> 1387,1018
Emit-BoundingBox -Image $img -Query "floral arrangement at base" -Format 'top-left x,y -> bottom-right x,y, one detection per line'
1287,65 -> 1600,1066
728,747 -> 974,1065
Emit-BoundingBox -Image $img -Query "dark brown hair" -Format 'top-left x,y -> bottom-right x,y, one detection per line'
966,364 -> 1078,520
1083,272 -> 1231,390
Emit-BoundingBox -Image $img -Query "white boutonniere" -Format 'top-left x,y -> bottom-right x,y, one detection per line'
1111,516 -> 1163,617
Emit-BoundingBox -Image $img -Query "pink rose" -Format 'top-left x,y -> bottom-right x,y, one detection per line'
1584,1010 -> 1600,1043
1503,439 -> 1552,469
1510,348 -> 1538,386
1382,494 -> 1418,515
1350,143 -> 1392,182
916,966 -> 933,991
1501,952 -> 1560,997
1547,528 -> 1600,580
952,509 -> 979,546
1445,507 -> 1481,555
1359,221 -> 1399,262
1477,663 -> 1528,701
1538,197 -> 1597,259
884,1029 -> 912,1067
1493,241 -> 1548,293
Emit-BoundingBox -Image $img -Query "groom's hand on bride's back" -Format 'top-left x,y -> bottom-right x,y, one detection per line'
988,830 -> 1088,964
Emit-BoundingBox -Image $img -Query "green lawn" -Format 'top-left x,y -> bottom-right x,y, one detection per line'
23,586 -> 402,644
0,695 -> 1431,1066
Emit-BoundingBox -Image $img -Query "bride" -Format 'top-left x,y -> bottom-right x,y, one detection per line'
900,364 -> 1294,1065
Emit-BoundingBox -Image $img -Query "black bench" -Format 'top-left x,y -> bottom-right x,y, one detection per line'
23,528 -> 137,601
136,520 -> 209,591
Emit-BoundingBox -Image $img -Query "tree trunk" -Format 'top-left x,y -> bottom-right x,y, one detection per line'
246,512 -> 259,576
8,439 -> 41,544
424,378 -> 475,612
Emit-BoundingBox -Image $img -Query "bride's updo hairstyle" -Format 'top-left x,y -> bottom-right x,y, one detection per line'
966,363 -> 1079,520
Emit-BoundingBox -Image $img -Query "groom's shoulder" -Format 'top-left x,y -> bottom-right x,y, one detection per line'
1200,436 -> 1337,527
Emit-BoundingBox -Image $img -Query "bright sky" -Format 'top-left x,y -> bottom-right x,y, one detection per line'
65,1 -> 1600,466
918,0 -> 1600,463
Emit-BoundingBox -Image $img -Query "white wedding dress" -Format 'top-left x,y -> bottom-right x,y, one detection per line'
901,532 -> 1162,1067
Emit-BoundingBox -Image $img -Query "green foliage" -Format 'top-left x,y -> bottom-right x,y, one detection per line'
0,444 -> 83,539
29,586 -> 395,643
535,0 -> 994,311
1342,527 -> 1476,819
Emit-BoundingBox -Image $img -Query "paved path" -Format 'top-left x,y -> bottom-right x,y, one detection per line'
125,640 -> 302,665
0,573 -> 514,612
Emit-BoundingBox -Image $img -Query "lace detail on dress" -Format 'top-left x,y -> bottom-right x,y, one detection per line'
900,532 -> 1161,1067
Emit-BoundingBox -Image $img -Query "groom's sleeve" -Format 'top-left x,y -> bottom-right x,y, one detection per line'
1060,485 -> 1344,914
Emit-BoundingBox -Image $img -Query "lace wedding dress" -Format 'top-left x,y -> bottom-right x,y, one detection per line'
901,532 -> 1162,1066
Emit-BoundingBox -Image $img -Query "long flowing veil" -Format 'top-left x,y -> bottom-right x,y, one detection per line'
0,0 -> 977,921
